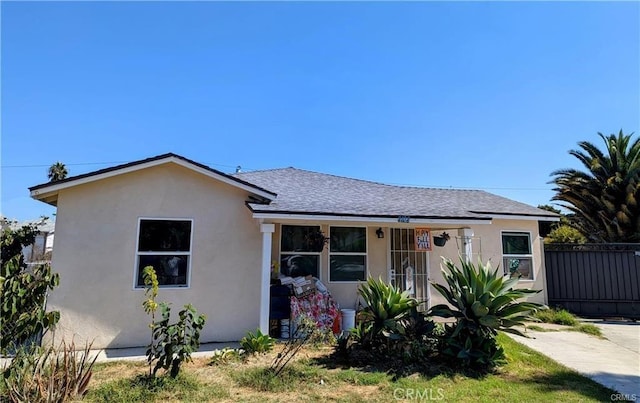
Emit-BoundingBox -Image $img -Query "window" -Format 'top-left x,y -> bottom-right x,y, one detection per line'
502,232 -> 533,280
135,219 -> 192,288
329,226 -> 366,282
280,225 -> 321,278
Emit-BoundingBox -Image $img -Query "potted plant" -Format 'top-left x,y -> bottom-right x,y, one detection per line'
304,229 -> 329,252
433,232 -> 450,247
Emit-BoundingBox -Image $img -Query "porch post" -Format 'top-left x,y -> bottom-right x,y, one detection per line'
458,228 -> 474,263
259,224 -> 275,334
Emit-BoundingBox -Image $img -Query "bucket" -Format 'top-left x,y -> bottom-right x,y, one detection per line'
341,309 -> 356,333
280,319 -> 290,339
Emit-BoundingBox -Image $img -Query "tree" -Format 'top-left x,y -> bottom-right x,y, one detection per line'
550,130 -> 640,242
536,204 -> 586,243
0,218 -> 60,353
47,162 -> 68,182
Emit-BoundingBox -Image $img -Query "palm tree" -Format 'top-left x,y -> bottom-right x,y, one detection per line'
47,162 -> 68,182
550,130 -> 640,242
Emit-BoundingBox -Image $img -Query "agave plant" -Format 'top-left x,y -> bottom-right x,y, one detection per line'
429,258 -> 544,367
356,277 -> 418,347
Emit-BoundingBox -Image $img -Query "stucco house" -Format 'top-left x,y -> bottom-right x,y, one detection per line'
29,153 -> 558,349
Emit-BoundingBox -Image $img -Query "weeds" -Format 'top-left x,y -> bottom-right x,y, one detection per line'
531,308 -> 603,337
534,308 -> 579,326
208,347 -> 244,366
2,340 -> 97,403
569,324 -> 603,337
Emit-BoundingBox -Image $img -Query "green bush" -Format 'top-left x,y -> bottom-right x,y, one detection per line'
430,258 -> 544,368
147,303 -> 206,378
544,225 -> 587,244
1,219 -> 60,353
141,266 -> 206,378
240,329 -> 275,355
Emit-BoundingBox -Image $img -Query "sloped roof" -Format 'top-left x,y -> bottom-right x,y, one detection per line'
29,153 -> 276,206
235,168 -> 558,221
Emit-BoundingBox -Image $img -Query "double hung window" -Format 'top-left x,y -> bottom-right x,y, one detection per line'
280,225 -> 321,278
135,219 -> 192,287
502,232 -> 533,280
329,226 -> 367,282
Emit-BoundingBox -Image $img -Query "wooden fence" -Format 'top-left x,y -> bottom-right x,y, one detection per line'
544,244 -> 640,319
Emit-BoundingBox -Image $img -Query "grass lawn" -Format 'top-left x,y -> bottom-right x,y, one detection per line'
85,333 -> 614,402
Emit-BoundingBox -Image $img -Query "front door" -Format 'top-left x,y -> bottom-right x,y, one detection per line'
389,228 -> 431,309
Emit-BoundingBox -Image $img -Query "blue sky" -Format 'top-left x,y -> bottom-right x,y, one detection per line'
2,2 -> 639,221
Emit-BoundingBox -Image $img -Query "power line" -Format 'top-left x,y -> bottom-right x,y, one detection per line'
1,162 -> 553,191
2,161 -> 129,168
1,161 -> 240,169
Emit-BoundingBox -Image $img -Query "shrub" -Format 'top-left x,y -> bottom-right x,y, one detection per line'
545,225 -> 587,244
430,258 -> 544,368
1,218 -> 60,353
2,340 -> 97,402
240,329 -> 275,355
141,266 -> 206,378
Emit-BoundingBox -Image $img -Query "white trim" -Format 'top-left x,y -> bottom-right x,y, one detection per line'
30,156 -> 275,202
500,230 -> 534,281
253,212 -> 491,226
488,214 -> 560,222
458,228 -> 474,263
328,225 -> 368,283
259,223 -> 275,334
132,217 -> 194,290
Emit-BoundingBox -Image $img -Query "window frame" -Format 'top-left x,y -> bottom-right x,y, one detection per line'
133,217 -> 194,290
328,225 -> 367,283
501,230 -> 534,281
279,224 -> 322,280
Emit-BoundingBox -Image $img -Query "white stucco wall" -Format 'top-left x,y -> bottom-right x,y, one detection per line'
427,219 -> 547,307
269,220 -> 547,312
48,163 -> 263,349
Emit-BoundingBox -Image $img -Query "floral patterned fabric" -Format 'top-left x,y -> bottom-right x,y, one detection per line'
290,291 -> 339,332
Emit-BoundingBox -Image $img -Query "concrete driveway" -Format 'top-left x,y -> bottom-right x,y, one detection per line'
508,320 -> 640,399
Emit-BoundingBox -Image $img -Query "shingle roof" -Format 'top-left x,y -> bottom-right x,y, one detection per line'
235,168 -> 557,220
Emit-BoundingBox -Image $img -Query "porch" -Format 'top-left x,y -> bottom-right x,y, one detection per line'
257,221 -> 481,334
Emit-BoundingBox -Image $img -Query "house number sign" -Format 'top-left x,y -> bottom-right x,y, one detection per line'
397,216 -> 410,223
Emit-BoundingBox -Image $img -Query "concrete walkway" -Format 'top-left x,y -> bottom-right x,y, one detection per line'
92,341 -> 241,363
508,320 -> 640,398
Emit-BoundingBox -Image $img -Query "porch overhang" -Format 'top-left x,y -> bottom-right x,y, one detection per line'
251,211 -> 492,226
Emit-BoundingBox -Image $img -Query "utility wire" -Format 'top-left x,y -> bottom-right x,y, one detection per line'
2,161 -> 239,169
1,162 -> 552,191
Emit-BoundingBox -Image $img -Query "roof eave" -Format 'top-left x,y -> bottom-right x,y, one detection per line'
30,154 -> 277,203
249,209 -> 492,225
469,211 -> 561,222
